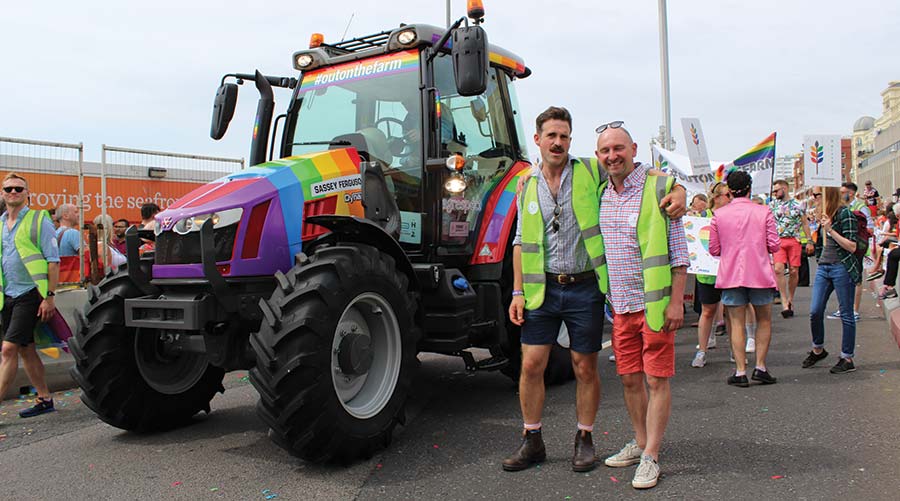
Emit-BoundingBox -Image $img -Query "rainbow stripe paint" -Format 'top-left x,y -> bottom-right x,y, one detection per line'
299,50 -> 419,93
470,162 -> 531,264
733,132 -> 776,166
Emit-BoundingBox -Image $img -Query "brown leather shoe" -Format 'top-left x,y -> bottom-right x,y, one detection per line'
502,429 -> 546,471
571,430 -> 596,472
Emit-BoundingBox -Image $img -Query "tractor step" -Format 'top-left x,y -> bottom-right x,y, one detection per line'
457,351 -> 509,373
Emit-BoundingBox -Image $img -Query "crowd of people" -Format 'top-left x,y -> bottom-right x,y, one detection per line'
0,171 -> 161,419
504,106 -> 895,489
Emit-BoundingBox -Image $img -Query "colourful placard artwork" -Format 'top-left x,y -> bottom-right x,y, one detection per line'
683,216 -> 719,275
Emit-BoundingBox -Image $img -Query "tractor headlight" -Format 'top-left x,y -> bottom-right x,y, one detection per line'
397,29 -> 417,45
171,208 -> 243,235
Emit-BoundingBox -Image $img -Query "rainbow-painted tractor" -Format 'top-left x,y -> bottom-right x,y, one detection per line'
70,4 -> 574,462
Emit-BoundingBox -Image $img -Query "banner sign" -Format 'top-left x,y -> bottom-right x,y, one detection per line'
652,132 -> 776,196
802,134 -> 842,187
680,118 -> 711,174
683,216 -> 719,276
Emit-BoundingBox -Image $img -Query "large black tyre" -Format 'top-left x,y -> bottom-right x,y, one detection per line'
69,269 -> 225,431
250,243 -> 418,463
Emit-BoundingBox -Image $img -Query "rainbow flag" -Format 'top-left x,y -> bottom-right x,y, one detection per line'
733,132 -> 776,166
33,310 -> 73,359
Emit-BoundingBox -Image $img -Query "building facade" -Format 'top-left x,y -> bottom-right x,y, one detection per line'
854,81 -> 900,197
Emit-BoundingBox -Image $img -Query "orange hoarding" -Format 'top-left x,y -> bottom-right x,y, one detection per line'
18,172 -> 207,223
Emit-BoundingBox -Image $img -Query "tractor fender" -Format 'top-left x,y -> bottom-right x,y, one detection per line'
305,215 -> 418,290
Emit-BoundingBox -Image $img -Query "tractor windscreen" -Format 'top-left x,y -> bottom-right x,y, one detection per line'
290,50 -> 422,172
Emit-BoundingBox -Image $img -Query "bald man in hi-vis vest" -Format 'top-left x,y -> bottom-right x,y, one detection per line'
503,108 -> 686,475
594,123 -> 689,490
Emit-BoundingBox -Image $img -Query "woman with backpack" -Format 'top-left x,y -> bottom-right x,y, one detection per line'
804,186 -> 865,374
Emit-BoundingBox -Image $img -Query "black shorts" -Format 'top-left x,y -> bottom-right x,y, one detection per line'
1,288 -> 43,346
696,281 -> 722,305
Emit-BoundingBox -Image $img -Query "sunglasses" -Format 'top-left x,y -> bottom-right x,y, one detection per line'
551,203 -> 561,232
3,186 -> 25,193
595,120 -> 625,134
812,193 -> 822,198
717,192 -> 732,198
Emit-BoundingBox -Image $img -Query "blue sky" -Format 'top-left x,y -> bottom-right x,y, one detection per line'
2,1 -> 897,165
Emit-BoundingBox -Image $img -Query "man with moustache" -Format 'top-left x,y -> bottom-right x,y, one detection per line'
594,121 -> 688,489
504,108 -> 686,474
769,179 -> 814,319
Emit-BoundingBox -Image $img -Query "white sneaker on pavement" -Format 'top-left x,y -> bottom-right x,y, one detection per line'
691,351 -> 707,368
604,439 -> 643,467
746,337 -> 756,353
632,454 -> 660,489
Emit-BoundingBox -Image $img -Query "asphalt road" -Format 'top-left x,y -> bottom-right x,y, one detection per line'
1,284 -> 898,500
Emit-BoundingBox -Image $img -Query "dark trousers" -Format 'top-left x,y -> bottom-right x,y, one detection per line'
798,252 -> 810,287
885,247 -> 900,287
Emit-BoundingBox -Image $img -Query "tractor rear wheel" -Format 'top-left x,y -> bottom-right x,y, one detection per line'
250,243 -> 418,463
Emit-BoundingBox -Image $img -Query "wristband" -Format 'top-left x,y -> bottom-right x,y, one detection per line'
511,290 -> 525,297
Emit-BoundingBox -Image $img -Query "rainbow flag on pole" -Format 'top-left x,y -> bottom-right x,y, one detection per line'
733,132 -> 776,167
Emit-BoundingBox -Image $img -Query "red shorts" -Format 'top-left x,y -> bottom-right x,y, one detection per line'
773,237 -> 802,267
611,311 -> 675,378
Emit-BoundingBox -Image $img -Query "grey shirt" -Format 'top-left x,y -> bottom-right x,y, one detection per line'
513,156 -> 593,274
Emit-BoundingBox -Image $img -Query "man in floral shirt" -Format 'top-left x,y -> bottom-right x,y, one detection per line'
769,180 -> 814,318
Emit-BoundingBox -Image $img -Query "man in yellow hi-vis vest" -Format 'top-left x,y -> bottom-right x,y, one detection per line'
594,123 -> 689,490
0,173 -> 60,417
502,108 -> 686,475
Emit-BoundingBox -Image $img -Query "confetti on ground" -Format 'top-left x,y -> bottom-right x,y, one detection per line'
761,407 -> 769,412
879,369 -> 887,374
262,489 -> 278,500
64,392 -> 73,397
565,497 -> 572,500
375,463 -> 383,469
433,444 -> 439,449
0,434 -> 7,441
603,431 -> 609,435
89,464 -> 94,470
210,487 -> 219,492
240,376 -> 250,382
859,468 -> 865,472
771,475 -> 784,480
610,476 -> 619,483
172,481 -> 182,487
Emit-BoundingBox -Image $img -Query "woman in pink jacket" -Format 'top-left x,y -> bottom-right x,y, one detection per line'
708,171 -> 780,387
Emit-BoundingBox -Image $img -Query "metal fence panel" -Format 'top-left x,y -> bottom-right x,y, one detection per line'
0,136 -> 85,285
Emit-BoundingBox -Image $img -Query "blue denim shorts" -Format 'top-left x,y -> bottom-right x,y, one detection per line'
521,279 -> 605,353
720,287 -> 774,307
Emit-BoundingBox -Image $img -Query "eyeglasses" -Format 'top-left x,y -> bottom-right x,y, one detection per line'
551,203 -> 561,232
595,120 -> 624,134
3,186 -> 25,193
812,193 -> 822,198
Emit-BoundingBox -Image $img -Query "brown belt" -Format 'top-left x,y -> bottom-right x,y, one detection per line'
546,271 -> 595,285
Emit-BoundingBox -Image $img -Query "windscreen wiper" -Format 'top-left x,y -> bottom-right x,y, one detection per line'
292,140 -> 352,146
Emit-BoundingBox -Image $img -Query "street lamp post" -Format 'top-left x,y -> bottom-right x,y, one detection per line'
658,0 -> 673,150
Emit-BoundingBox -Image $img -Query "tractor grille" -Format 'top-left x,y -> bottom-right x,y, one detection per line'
154,224 -> 239,265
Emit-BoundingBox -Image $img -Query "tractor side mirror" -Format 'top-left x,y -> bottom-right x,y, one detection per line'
451,25 -> 488,97
210,83 -> 238,140
470,97 -> 487,123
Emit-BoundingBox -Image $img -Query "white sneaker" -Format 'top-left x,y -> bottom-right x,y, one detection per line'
691,351 -> 707,368
707,335 -> 717,349
632,454 -> 660,489
604,439 -> 642,467
746,337 -> 756,353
